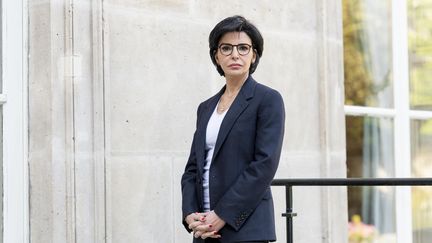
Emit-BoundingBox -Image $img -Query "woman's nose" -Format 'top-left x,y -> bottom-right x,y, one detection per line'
231,47 -> 240,58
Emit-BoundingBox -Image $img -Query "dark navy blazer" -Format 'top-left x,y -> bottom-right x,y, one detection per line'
181,76 -> 285,243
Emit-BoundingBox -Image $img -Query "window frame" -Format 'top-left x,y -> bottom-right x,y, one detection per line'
344,1 -> 432,242
2,0 -> 29,242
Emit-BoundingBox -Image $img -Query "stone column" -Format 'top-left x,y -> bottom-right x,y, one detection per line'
29,0 -> 105,242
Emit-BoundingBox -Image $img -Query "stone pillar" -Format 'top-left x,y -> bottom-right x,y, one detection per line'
29,0 -> 105,242
317,1 -> 348,242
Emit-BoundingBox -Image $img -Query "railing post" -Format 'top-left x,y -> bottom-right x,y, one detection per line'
281,185 -> 297,243
272,178 -> 432,243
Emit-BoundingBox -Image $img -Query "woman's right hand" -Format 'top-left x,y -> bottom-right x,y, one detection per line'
186,212 -> 221,239
185,212 -> 207,231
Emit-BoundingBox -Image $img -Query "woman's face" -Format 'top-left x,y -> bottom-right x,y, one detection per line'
215,31 -> 256,79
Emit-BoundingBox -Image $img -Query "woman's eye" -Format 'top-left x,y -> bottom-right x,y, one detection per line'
221,46 -> 232,52
239,46 -> 249,52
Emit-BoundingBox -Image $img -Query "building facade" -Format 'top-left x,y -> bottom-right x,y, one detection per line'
1,0 -> 431,243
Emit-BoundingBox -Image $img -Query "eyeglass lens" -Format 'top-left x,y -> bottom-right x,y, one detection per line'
219,44 -> 251,56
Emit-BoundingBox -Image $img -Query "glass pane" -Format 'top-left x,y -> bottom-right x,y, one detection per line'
411,119 -> 432,242
343,0 -> 394,108
346,116 -> 396,242
408,0 -> 432,111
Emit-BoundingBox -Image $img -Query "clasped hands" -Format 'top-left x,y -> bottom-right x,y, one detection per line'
185,210 -> 225,239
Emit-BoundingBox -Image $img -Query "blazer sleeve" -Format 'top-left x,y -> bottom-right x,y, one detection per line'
213,89 -> 285,231
180,103 -> 202,232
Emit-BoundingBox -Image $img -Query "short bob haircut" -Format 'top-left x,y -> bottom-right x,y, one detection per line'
209,15 -> 264,76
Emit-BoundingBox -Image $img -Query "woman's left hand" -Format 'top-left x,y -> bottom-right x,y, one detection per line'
193,210 -> 225,239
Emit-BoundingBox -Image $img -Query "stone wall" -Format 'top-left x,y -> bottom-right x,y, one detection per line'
28,1 -> 347,242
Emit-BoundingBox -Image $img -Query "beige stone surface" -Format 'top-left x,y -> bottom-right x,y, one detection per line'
109,155 -> 174,242
28,1 -> 347,242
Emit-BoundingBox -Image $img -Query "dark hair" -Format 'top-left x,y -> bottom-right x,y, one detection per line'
209,15 -> 264,76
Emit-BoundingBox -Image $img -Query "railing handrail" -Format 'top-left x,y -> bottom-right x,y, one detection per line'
271,177 -> 432,186
270,177 -> 432,243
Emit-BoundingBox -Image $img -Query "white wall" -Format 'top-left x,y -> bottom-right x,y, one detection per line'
28,1 -> 347,242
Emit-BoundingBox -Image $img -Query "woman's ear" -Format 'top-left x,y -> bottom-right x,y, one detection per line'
214,50 -> 219,64
252,49 -> 257,64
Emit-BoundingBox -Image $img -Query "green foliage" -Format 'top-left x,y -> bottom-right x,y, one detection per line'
344,0 -> 432,233
408,0 -> 432,110
408,1 -> 432,230
343,0 -> 372,107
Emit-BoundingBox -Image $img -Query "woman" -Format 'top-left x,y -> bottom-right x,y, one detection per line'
181,15 -> 285,243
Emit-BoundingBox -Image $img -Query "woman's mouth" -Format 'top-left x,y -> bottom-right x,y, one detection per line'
228,64 -> 242,68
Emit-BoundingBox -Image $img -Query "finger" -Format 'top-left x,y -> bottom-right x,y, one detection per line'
201,231 -> 221,239
189,222 -> 204,231
193,214 -> 206,222
198,216 -> 206,222
200,231 -> 209,240
193,212 -> 200,219
194,230 -> 204,238
188,221 -> 204,230
195,224 -> 213,232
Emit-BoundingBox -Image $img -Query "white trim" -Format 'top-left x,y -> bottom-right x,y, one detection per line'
344,105 -> 396,117
409,110 -> 432,120
2,0 -> 29,242
392,0 -> 413,243
0,94 -> 6,105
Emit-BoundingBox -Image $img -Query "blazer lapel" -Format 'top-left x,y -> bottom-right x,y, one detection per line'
212,76 -> 256,162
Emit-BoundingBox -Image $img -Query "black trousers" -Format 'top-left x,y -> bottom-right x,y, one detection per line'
204,239 -> 269,243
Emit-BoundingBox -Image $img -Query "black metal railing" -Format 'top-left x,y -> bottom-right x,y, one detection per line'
271,177 -> 432,243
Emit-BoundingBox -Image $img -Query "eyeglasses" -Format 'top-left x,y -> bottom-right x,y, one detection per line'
218,43 -> 252,56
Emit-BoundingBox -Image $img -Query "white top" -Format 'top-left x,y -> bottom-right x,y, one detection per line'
203,102 -> 228,211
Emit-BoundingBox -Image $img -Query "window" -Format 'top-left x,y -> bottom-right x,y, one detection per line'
1,0 -> 28,242
0,1 -> 3,241
343,0 -> 432,242
408,1 -> 432,241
